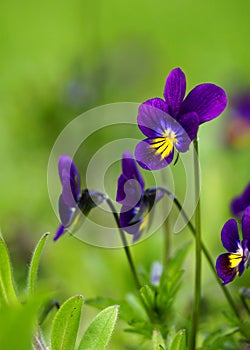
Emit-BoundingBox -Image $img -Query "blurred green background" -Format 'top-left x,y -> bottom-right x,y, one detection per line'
0,0 -> 250,348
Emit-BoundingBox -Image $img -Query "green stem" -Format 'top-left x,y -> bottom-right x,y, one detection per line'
105,198 -> 142,292
189,137 -> 201,350
161,171 -> 171,267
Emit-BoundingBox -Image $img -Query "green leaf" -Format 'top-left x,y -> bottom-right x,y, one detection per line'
0,299 -> 41,350
150,329 -> 165,350
78,305 -> 119,350
140,284 -> 155,310
27,232 -> 49,297
0,234 -> 19,305
169,329 -> 186,350
51,295 -> 84,350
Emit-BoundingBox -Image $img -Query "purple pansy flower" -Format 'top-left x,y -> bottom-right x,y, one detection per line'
54,155 -> 105,241
216,207 -> 250,285
116,151 -> 164,242
135,67 -> 227,170
231,183 -> 250,218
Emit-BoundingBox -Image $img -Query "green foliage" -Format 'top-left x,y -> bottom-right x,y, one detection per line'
168,329 -> 186,350
51,295 -> 84,350
0,300 -> 41,350
150,329 -> 165,350
27,232 -> 49,297
0,234 -> 19,306
78,305 -> 119,350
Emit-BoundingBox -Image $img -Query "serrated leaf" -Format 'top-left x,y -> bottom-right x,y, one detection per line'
0,235 -> 18,305
27,233 -> 49,297
150,329 -> 165,350
51,295 -> 84,350
78,305 -> 119,350
169,329 -> 186,350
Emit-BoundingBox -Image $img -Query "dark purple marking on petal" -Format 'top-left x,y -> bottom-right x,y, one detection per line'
178,112 -> 199,142
53,224 -> 65,241
231,183 -> 250,217
242,206 -> 250,241
216,253 -> 238,285
58,155 -> 81,207
135,139 -> 174,170
137,100 -> 169,137
221,219 -> 240,253
164,67 -> 186,118
182,83 -> 227,124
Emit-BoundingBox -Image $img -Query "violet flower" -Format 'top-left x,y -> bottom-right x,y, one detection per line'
135,67 -> 227,170
216,207 -> 250,285
116,151 -> 163,242
231,183 -> 250,218
226,91 -> 250,148
54,155 -> 105,241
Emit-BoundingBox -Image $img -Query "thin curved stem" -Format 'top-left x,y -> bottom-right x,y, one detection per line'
105,198 -> 142,292
156,186 -> 241,320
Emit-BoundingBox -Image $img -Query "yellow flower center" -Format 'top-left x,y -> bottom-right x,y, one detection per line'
150,128 -> 177,160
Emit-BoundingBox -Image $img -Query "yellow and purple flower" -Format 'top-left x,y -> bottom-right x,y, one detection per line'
231,183 -> 250,218
54,155 -> 105,241
116,151 -> 163,242
216,207 -> 250,285
135,67 -> 227,170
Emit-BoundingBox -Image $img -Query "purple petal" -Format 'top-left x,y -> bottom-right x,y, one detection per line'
242,206 -> 250,241
116,151 -> 144,206
163,68 -> 186,117
137,99 -> 169,137
181,83 -> 227,124
178,112 -> 199,142
238,258 -> 246,276
221,219 -> 240,253
53,224 -> 65,241
231,183 -> 250,217
58,155 -> 81,207
216,253 -> 238,285
59,195 -> 73,226
120,205 -> 142,237
135,138 -> 174,170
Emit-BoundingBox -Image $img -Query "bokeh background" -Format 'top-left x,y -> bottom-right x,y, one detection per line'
1,0 -> 250,348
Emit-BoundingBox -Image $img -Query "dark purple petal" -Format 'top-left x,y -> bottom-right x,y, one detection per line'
120,205 -> 142,236
135,138 -> 174,170
59,195 -> 73,226
231,183 -> 250,217
178,112 -> 199,142
181,83 -> 227,124
163,67 -> 186,117
137,99 -> 169,137
58,155 -> 81,207
221,219 -> 240,253
53,224 -> 65,241
116,151 -> 144,206
238,258 -> 246,276
216,253 -> 238,285
242,206 -> 250,241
